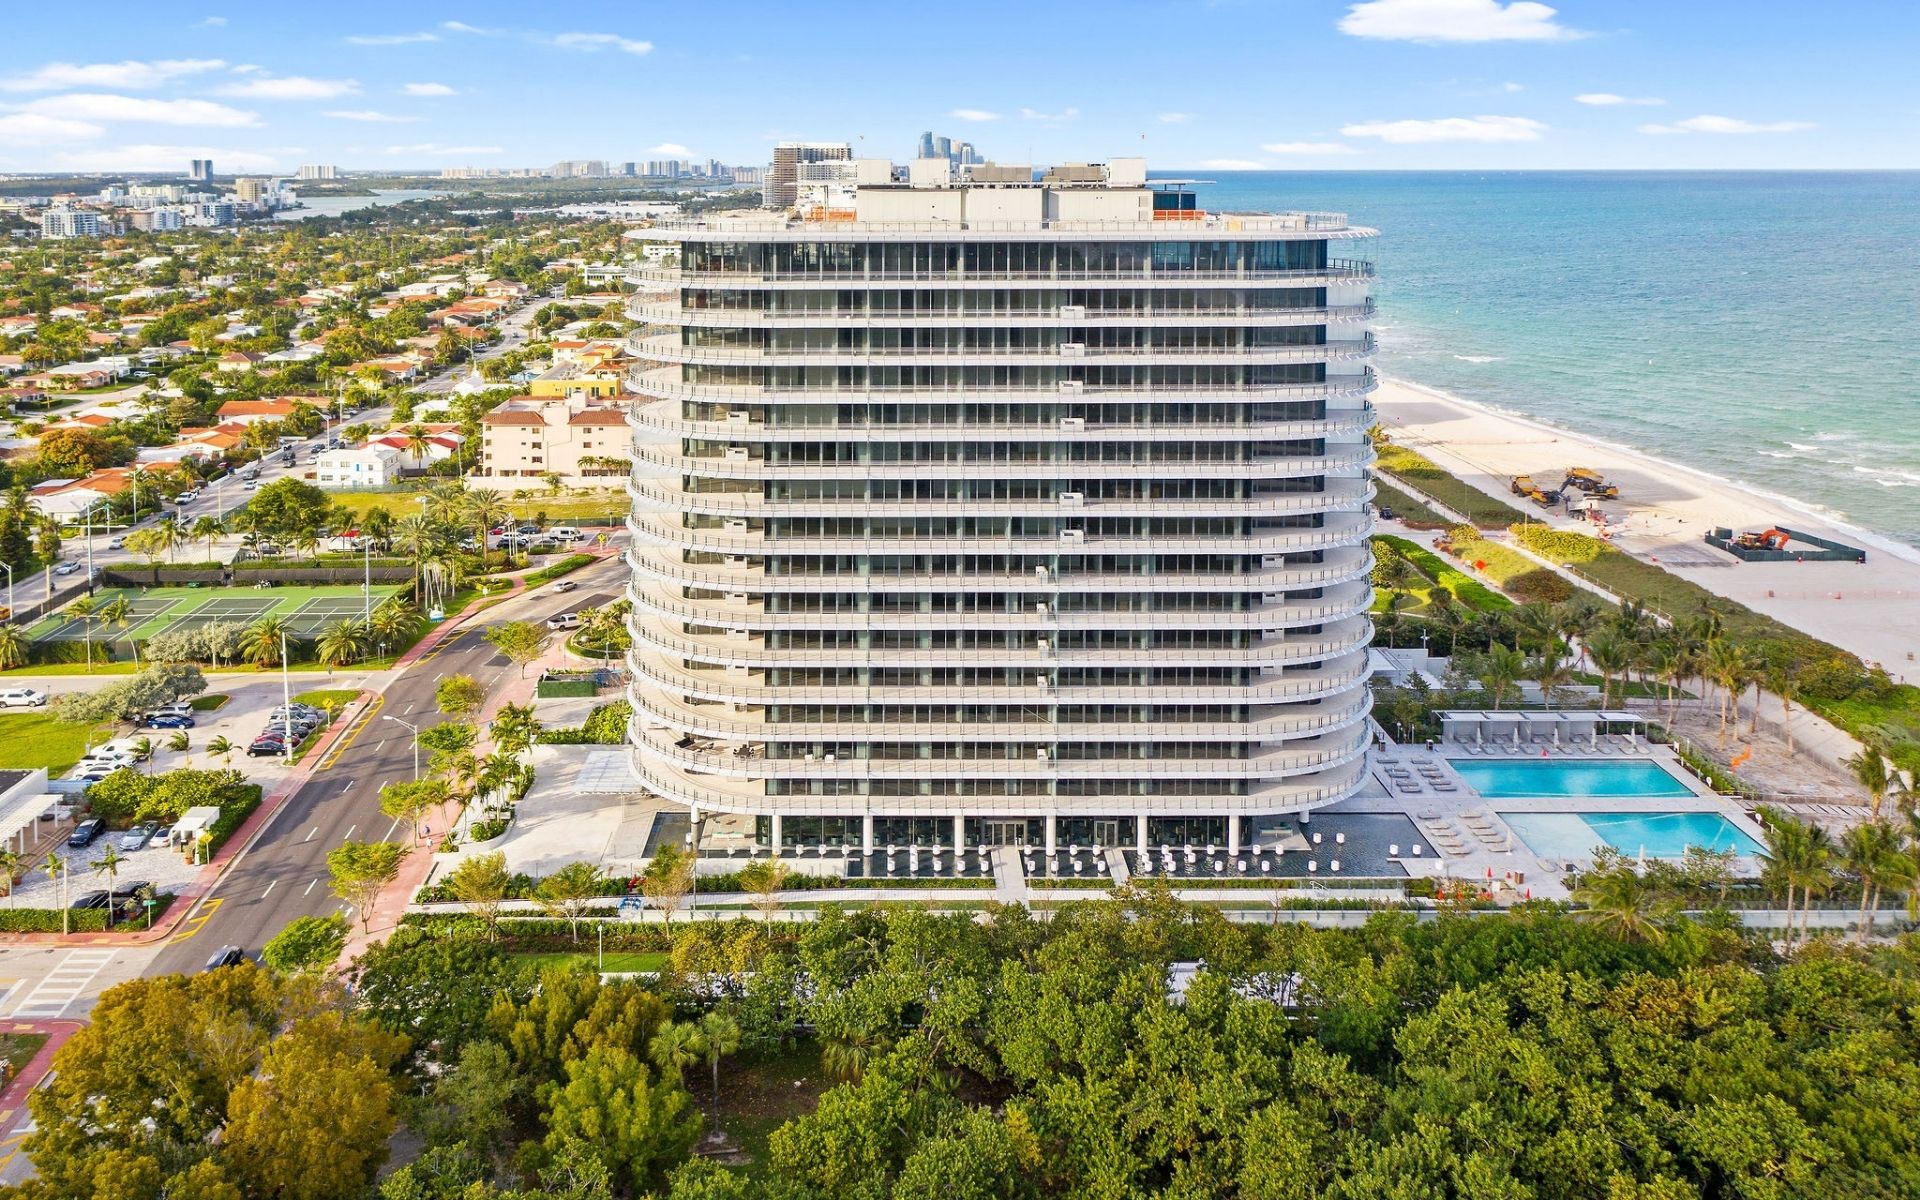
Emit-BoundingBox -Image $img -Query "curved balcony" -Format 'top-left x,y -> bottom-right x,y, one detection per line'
625,476 -> 1377,520
627,260 -> 1376,289
625,512 -> 1374,558
628,299 -> 1377,329
626,645 -> 1371,707
624,579 -> 1375,633
625,399 -> 1375,446
626,679 -> 1373,744
628,612 -> 1373,671
626,544 -> 1374,596
624,746 -> 1373,818
627,444 -> 1375,483
626,366 -> 1378,406
631,722 -> 1371,782
628,332 -> 1375,369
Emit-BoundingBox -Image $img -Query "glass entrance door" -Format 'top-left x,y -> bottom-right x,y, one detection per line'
1092,819 -> 1121,846
983,820 -> 1029,846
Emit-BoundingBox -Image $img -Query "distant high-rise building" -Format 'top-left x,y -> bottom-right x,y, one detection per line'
297,164 -> 339,181
40,208 -> 102,239
233,177 -> 268,204
188,159 -> 214,184
913,134 -> 982,169
764,141 -> 851,208
917,131 -> 936,160
549,160 -> 609,179
621,162 -> 637,176
956,141 -> 980,166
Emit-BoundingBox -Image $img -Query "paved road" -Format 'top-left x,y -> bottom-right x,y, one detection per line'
143,557 -> 626,974
412,299 -> 542,395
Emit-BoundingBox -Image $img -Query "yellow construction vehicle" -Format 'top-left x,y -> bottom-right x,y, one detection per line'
1562,468 -> 1620,499
1510,474 -> 1562,506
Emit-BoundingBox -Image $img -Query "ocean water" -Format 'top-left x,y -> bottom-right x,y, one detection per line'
1178,171 -> 1920,548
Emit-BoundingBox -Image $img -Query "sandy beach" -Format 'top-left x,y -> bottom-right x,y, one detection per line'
1372,377 -> 1920,685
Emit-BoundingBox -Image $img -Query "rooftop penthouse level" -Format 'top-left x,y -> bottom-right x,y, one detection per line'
624,156 -> 1378,858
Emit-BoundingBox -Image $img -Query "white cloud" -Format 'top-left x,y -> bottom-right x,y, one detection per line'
1639,114 -> 1814,135
649,142 -> 693,156
1019,106 -> 1079,122
217,76 -> 360,100
1502,81 -> 1525,92
0,58 -> 228,93
440,21 -> 502,36
950,108 -> 999,122
1342,115 -> 1547,143
324,109 -> 422,123
1200,159 -> 1265,170
383,142 -> 503,157
1159,112 -> 1194,124
546,32 -> 653,54
0,113 -> 105,145
201,17 -> 228,27
1261,141 -> 1364,156
18,94 -> 260,127
346,32 -> 439,46
52,143 -> 279,172
402,82 -> 456,96
1339,0 -> 1585,43
1577,92 -> 1665,106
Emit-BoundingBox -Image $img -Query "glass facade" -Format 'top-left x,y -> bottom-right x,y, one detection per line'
626,194 -> 1377,849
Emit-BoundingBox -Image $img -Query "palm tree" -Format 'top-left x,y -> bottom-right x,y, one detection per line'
1841,821 -> 1907,939
1703,640 -> 1749,746
166,729 -> 190,757
1572,866 -> 1670,943
489,701 -> 540,754
392,514 -> 441,599
1478,644 -> 1526,710
1759,807 -> 1834,948
66,595 -> 97,666
540,471 -> 565,498
0,849 -> 23,908
316,619 -> 370,668
650,1020 -> 703,1083
404,424 -> 432,469
91,845 -> 125,913
152,515 -> 181,563
190,515 -> 224,563
1532,648 -> 1575,709
1845,745 -> 1898,819
367,598 -> 419,657
207,735 -> 234,766
464,488 -> 511,567
0,624 -> 28,672
1763,655 -> 1800,756
43,852 -> 67,934
697,1010 -> 741,1128
1586,631 -> 1633,707
242,616 -> 291,668
96,595 -> 136,665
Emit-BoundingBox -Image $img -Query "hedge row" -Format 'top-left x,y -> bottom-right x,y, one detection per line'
526,554 -> 596,588
1373,440 -> 1531,528
202,785 -> 264,857
1374,534 -> 1513,613
0,892 -> 176,933
1440,527 -> 1582,605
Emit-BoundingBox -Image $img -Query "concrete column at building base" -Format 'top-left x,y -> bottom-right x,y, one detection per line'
862,812 -> 874,855
1227,814 -> 1240,857
1044,810 -> 1057,856
770,813 -> 782,851
953,813 -> 965,851
1135,813 -> 1149,855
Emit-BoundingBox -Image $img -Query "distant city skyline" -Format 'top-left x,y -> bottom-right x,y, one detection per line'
1,0 -> 1913,174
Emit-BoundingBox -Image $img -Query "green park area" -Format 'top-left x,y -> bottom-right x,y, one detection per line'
0,710 -> 110,775
323,487 -> 627,527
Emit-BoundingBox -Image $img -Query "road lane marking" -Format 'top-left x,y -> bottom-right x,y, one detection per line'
261,881 -> 275,900
305,826 -> 318,842
303,878 -> 318,896
317,692 -> 384,771
342,824 -> 356,841
167,897 -> 224,945
384,818 -> 400,839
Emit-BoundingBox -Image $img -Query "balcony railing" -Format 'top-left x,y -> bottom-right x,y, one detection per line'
629,300 -> 1378,327
627,260 -> 1375,287
626,401 -> 1374,445
624,476 -> 1378,519
628,332 -> 1376,367
627,444 -> 1375,483
642,212 -> 1359,235
625,366 -> 1379,404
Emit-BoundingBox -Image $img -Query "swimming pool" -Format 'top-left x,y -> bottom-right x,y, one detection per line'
1447,758 -> 1695,799
1500,811 -> 1767,860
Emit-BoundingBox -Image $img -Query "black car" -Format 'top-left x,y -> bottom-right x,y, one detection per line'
247,734 -> 289,757
205,946 -> 246,971
67,818 -> 105,848
68,890 -> 109,909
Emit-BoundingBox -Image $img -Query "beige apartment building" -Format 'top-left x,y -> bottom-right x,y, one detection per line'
477,395 -> 630,486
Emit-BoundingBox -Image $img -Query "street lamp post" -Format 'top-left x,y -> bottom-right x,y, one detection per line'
1,562 -> 12,622
280,629 -> 294,764
383,715 -> 421,780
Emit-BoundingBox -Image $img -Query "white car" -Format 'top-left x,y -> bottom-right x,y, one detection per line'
0,687 -> 46,707
54,561 -> 81,576
546,613 -> 582,631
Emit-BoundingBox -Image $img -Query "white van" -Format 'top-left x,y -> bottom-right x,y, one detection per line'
550,527 -> 583,543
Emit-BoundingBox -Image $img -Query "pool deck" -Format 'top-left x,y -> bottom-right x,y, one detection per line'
1321,739 -> 1770,901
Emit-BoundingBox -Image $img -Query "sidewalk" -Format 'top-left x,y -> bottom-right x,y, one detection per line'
0,1019 -> 82,1150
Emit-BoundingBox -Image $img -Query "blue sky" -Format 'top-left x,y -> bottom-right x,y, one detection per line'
2,0 -> 1915,174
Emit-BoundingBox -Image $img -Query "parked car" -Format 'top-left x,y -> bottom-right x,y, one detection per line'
528,536 -> 560,552
117,822 -> 157,851
247,734 -> 288,757
515,524 -> 540,536
152,701 -> 194,719
270,703 -> 324,720
107,536 -> 127,550
546,612 -> 582,631
0,687 -> 47,707
550,527 -> 583,543
69,889 -> 109,910
553,579 -> 579,593
204,946 -> 246,971
145,712 -> 195,729
67,818 -> 105,848
53,561 -> 81,576
68,768 -> 114,784
151,824 -> 173,846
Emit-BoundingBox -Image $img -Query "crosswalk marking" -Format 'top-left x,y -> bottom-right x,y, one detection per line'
10,949 -> 115,1019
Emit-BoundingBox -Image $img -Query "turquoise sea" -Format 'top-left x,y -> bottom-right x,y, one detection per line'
1179,171 -> 1920,549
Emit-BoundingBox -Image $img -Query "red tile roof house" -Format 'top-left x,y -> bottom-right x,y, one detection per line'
214,399 -> 301,425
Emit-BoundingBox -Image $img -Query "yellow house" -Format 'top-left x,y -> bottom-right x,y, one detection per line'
526,364 -> 627,399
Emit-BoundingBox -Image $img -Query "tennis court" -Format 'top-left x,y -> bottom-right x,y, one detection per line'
29,585 -> 405,647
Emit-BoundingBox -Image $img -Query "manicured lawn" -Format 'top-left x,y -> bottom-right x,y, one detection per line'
1372,478 -> 1452,529
292,688 -> 363,711
326,489 -> 627,525
0,711 -> 110,775
1375,439 -> 1531,529
509,950 -> 669,974
190,694 -> 230,711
